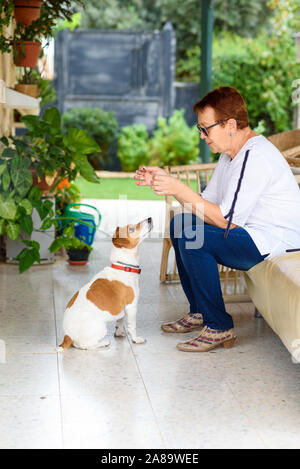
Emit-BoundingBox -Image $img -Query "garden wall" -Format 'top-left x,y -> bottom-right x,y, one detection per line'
174,82 -> 199,127
54,23 -> 176,132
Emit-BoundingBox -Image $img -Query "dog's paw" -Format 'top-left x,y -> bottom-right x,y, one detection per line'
56,346 -> 64,353
132,337 -> 146,344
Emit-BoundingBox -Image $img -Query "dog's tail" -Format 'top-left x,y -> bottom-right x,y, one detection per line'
56,335 -> 73,353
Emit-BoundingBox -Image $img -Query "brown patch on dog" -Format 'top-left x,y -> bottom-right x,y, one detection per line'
66,291 -> 79,309
86,278 -> 134,316
59,335 -> 73,350
112,224 -> 141,250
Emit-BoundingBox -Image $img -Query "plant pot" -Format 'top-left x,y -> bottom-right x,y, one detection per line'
13,41 -> 41,67
30,167 -> 61,196
67,248 -> 90,266
13,0 -> 43,26
15,83 -> 40,98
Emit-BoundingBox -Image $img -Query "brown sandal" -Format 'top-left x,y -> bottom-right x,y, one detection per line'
161,313 -> 203,333
177,326 -> 237,352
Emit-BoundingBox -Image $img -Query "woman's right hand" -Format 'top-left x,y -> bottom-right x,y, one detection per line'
134,166 -> 167,186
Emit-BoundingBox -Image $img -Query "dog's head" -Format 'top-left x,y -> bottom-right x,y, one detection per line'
112,217 -> 153,249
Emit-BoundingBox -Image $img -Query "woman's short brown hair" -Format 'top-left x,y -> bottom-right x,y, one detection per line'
193,86 -> 249,129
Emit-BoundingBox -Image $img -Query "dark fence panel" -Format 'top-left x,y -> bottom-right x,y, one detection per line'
54,23 -> 176,132
174,82 -> 200,127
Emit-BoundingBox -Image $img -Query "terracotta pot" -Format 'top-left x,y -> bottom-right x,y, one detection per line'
14,83 -> 40,98
13,0 -> 43,26
30,167 -> 61,196
13,41 -> 41,67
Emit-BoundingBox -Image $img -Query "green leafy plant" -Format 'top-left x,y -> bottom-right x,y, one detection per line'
0,107 -> 100,273
117,124 -> 149,172
52,11 -> 82,38
15,67 -> 56,106
117,110 -> 199,169
21,106 -> 101,185
74,0 -> 274,63
49,222 -> 93,254
0,0 -> 85,54
62,107 -> 119,170
176,0 -> 300,135
0,135 -> 55,272
147,110 -> 199,167
0,0 -> 14,53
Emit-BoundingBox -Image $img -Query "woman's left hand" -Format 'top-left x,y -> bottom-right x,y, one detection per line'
151,173 -> 184,196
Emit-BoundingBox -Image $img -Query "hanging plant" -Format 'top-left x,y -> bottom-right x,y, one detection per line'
0,1 -> 85,55
12,39 -> 41,67
13,0 -> 44,27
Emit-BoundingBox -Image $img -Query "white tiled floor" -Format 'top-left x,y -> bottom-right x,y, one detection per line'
1,238 -> 300,449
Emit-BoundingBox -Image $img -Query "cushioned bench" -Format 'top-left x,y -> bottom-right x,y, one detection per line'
244,252 -> 300,359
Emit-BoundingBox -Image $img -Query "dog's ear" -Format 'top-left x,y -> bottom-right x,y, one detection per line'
112,226 -> 131,248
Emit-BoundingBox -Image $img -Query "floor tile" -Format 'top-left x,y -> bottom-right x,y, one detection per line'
3,335 -> 57,354
61,395 -> 164,449
148,389 -> 265,449
0,395 -> 62,449
57,340 -> 146,397
220,372 -> 300,449
0,319 -> 56,338
0,354 -> 59,396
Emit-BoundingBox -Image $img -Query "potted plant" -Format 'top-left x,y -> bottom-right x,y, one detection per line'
0,1 -> 84,59
20,106 -> 101,195
14,67 -> 40,97
13,67 -> 56,122
0,106 -> 100,273
13,1 -> 44,27
0,135 -> 55,272
50,222 -> 93,266
15,67 -> 56,101
11,20 -> 42,67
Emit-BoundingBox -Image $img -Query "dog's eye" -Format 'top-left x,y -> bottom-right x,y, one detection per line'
128,227 -> 135,233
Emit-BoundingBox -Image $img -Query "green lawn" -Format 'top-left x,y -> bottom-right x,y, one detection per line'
75,176 -> 200,200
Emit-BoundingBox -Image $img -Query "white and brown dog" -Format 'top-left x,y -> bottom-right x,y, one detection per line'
56,217 -> 153,352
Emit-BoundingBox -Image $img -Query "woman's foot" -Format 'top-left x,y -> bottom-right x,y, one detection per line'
176,325 -> 237,352
161,312 -> 203,333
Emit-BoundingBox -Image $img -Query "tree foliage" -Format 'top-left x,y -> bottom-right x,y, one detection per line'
74,0 -> 274,60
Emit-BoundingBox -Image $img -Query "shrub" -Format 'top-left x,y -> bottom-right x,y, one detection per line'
62,107 -> 119,169
176,30 -> 300,135
117,110 -> 199,170
147,110 -> 199,167
117,124 -> 149,172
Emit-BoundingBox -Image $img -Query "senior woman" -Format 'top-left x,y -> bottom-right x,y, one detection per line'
134,86 -> 300,352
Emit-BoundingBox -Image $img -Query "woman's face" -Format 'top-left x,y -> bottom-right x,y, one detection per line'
197,106 -> 231,154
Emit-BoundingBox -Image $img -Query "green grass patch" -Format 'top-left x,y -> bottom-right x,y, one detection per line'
75,176 -> 200,200
74,177 -> 163,200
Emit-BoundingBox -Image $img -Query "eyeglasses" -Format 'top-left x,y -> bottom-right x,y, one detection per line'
196,119 -> 239,137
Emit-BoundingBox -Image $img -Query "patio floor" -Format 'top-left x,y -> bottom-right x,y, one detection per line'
1,237 -> 300,449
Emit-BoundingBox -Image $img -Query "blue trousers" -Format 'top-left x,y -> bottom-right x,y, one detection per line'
170,213 -> 268,330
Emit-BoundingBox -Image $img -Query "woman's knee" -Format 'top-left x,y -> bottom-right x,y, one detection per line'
178,223 -> 222,255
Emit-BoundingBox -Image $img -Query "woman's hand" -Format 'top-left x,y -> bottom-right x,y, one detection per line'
150,173 -> 185,196
134,166 -> 167,186
134,166 -> 184,196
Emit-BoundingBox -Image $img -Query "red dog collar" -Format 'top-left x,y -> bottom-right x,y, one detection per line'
111,263 -> 141,274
